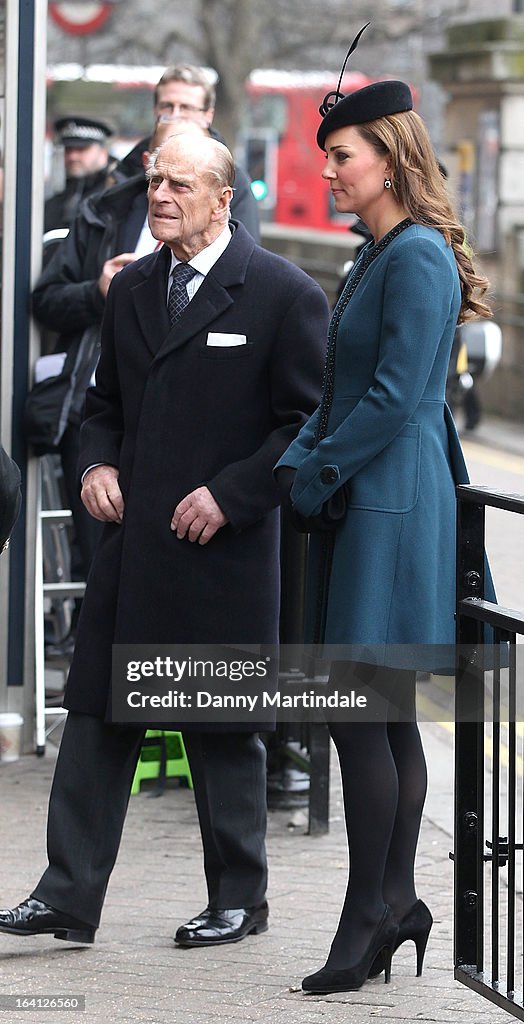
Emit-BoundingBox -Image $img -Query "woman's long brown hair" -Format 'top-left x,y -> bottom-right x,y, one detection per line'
357,110 -> 492,323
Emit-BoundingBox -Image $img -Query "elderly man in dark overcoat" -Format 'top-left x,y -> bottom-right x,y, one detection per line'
0,135 -> 328,948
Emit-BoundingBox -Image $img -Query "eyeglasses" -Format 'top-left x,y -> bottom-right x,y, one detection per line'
156,114 -> 200,126
156,103 -> 205,116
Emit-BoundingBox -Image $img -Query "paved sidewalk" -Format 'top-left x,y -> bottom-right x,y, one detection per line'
0,722 -> 513,1024
460,413 -> 524,459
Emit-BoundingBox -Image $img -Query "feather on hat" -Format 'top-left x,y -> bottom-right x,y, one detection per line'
317,25 -> 413,149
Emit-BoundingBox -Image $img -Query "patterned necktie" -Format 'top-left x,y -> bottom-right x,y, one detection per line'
168,263 -> 197,326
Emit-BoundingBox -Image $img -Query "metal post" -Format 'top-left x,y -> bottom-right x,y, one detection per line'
0,0 -> 47,743
454,489 -> 485,973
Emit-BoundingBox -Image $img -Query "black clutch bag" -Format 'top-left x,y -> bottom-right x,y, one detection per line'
275,466 -> 348,534
288,482 -> 348,534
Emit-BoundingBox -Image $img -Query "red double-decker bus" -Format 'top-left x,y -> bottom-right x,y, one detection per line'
240,69 -> 372,232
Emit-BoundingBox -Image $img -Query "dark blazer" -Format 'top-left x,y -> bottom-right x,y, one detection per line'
64,222 -> 329,720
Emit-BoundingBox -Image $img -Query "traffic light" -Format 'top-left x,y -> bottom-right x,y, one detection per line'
245,136 -> 273,208
250,179 -> 268,202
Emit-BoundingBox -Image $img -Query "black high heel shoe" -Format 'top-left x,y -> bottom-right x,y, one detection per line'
368,899 -> 432,979
302,906 -> 398,994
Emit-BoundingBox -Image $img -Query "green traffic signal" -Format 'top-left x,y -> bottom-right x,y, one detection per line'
250,179 -> 268,201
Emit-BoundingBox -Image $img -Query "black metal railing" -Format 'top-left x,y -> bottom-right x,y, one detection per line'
454,484 -> 524,1019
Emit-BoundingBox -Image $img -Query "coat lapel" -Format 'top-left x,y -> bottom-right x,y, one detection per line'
130,224 -> 256,360
130,245 -> 171,357
157,276 -> 234,357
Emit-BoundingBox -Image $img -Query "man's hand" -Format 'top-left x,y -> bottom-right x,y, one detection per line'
81,465 -> 124,523
171,486 -> 228,545
98,253 -> 137,298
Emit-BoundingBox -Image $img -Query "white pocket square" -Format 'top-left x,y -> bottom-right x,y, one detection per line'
206,333 -> 247,347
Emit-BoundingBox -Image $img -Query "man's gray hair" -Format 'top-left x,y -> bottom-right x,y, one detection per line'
206,145 -> 235,190
147,136 -> 235,200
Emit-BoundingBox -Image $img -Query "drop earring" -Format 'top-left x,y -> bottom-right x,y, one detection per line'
384,178 -> 392,189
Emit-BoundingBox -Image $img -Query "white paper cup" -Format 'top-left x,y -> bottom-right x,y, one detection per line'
0,713 -> 23,762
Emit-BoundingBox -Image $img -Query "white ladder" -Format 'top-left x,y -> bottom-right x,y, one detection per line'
34,457 -> 85,754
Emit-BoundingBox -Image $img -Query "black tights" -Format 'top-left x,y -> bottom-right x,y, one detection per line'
325,663 -> 427,968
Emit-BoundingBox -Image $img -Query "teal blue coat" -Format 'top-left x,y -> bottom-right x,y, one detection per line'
276,224 -> 469,667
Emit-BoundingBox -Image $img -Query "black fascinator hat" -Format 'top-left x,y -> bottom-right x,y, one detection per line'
317,24 -> 413,149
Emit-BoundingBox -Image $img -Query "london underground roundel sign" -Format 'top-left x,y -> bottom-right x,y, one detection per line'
49,2 -> 119,36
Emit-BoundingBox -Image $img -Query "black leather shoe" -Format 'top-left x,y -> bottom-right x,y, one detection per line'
174,901 -> 269,947
0,898 -> 95,943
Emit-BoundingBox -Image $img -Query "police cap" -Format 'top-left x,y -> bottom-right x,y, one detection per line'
54,116 -> 112,148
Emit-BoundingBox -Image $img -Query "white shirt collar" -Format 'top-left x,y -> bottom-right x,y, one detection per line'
169,223 -> 232,278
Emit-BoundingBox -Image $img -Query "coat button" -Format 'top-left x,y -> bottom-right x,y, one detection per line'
320,466 -> 338,485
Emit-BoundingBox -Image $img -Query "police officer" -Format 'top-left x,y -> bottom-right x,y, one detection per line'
44,116 -> 114,233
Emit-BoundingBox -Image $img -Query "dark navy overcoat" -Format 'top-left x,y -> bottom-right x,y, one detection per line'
277,224 -> 472,669
63,222 -> 329,719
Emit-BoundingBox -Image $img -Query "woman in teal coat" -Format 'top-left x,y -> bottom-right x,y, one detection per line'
276,41 -> 491,996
